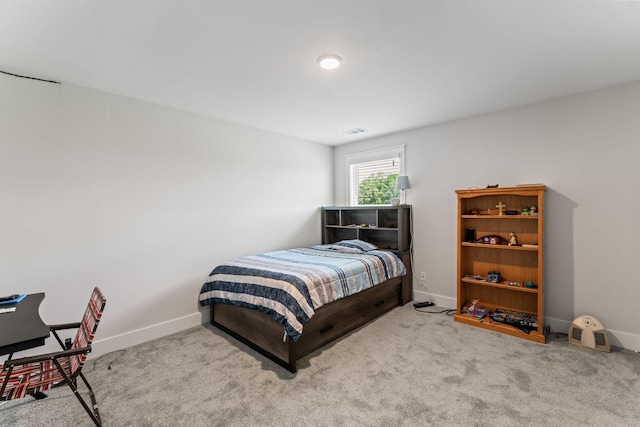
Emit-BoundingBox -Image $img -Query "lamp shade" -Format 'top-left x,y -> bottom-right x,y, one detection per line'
396,175 -> 410,190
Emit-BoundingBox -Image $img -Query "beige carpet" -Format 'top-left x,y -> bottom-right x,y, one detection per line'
2,304 -> 639,426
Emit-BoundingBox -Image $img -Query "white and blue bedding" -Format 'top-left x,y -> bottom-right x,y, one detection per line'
198,240 -> 406,342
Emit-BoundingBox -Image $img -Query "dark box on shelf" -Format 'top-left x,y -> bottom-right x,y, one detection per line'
490,309 -> 538,329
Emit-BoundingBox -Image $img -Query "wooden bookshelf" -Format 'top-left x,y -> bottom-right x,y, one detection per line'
454,186 -> 546,343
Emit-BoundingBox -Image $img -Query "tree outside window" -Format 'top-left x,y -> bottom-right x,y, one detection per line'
358,172 -> 399,205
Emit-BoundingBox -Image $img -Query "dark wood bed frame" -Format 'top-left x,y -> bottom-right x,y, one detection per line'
210,253 -> 412,373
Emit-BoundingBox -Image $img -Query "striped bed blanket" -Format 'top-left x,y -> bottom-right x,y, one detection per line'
198,240 -> 406,341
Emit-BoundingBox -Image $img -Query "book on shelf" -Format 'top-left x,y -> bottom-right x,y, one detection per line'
490,308 -> 538,329
462,300 -> 489,319
521,243 -> 538,248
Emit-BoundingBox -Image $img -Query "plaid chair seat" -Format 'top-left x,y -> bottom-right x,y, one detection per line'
1,357 -> 72,400
0,287 -> 106,427
0,363 -> 40,400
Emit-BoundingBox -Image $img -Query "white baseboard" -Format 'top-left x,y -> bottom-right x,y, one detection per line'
88,297 -> 640,360
413,289 -> 456,309
90,311 -> 207,359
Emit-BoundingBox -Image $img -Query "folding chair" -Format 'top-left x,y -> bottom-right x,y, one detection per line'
1,287 -> 107,426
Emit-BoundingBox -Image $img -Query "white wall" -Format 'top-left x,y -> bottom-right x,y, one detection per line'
0,75 -> 333,358
334,81 -> 640,351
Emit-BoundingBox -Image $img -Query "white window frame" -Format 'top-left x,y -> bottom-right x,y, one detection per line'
345,145 -> 406,206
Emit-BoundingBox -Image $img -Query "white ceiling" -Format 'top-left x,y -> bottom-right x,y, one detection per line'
2,1 -> 640,145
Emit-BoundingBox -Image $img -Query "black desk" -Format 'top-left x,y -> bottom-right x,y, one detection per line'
0,293 -> 50,358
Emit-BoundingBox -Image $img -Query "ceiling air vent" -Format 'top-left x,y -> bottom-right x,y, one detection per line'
343,128 -> 368,135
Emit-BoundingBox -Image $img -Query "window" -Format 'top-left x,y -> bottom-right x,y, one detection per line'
345,145 -> 405,206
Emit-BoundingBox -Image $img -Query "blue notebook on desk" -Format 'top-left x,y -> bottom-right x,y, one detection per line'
0,294 -> 27,305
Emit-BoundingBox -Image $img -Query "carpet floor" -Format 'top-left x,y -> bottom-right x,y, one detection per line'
2,304 -> 639,426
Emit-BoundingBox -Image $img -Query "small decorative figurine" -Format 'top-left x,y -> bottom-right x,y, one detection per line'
509,232 -> 517,246
487,271 -> 502,283
495,201 -> 506,216
521,207 -> 530,215
529,206 -> 537,216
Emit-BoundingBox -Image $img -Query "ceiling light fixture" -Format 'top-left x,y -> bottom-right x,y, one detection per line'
317,54 -> 342,70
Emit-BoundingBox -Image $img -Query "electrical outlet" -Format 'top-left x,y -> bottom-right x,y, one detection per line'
419,272 -> 426,281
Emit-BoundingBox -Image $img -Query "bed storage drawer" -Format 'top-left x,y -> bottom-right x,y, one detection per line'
291,277 -> 401,359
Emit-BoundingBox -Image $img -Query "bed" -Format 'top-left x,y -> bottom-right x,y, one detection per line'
199,239 -> 412,372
